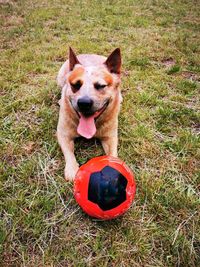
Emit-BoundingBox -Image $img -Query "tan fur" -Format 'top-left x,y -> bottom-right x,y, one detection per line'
68,66 -> 84,84
57,48 -> 122,181
103,71 -> 113,86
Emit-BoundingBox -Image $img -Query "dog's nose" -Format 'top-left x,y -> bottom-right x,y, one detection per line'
77,97 -> 94,112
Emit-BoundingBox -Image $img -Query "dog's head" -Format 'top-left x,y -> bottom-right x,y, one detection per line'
65,47 -> 122,138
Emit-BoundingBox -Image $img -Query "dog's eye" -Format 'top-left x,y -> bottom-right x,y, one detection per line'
70,80 -> 82,91
94,83 -> 107,90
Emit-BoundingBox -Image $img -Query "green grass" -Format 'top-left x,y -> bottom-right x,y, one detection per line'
0,0 -> 200,266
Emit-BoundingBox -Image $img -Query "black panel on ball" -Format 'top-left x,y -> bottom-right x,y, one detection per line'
88,166 -> 127,211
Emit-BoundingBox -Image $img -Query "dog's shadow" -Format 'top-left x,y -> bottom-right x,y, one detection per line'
74,137 -> 104,166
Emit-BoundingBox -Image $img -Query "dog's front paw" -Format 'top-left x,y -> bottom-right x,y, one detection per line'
64,163 -> 79,182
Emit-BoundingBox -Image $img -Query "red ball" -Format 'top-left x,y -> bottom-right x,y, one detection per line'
74,156 -> 136,220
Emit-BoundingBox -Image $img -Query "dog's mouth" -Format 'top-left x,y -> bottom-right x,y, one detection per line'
75,100 -> 109,139
78,100 -> 109,119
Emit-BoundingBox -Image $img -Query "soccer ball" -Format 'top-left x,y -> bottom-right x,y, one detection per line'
74,156 -> 136,220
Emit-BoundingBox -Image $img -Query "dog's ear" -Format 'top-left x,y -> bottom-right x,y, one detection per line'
69,47 -> 81,71
104,48 -> 121,74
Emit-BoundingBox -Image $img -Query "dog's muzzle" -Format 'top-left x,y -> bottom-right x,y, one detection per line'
77,96 -> 94,115
74,98 -> 110,118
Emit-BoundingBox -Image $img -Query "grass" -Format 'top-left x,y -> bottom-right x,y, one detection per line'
0,0 -> 200,266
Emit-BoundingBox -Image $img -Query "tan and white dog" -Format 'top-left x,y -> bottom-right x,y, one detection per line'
57,47 -> 122,181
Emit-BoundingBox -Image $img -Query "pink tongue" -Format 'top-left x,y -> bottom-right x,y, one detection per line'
77,114 -> 96,139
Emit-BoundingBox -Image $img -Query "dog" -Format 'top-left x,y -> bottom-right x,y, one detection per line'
57,47 -> 122,181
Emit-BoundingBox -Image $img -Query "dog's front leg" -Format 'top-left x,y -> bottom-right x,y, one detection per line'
57,131 -> 79,181
101,129 -> 118,157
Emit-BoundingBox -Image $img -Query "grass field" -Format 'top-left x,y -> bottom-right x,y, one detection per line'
0,0 -> 200,266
